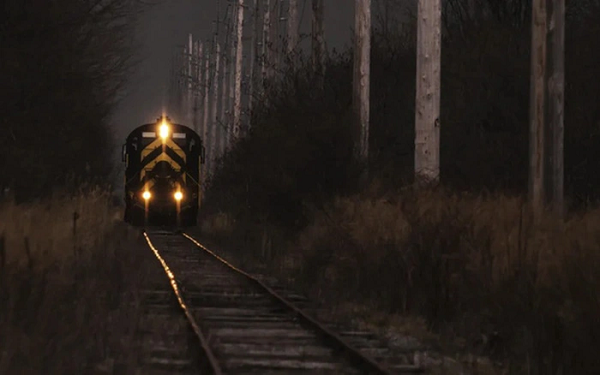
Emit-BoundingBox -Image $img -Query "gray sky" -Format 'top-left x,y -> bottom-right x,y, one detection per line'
112,0 -> 356,141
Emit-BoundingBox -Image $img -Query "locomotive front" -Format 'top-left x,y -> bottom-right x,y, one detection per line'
123,116 -> 204,226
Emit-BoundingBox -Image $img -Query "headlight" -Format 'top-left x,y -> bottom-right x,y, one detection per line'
159,122 -> 170,139
174,191 -> 183,201
142,191 -> 151,200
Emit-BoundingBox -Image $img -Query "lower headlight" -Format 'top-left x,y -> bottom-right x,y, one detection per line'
174,191 -> 183,201
142,191 -> 151,200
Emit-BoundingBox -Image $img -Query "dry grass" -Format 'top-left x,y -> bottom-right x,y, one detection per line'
202,184 -> 600,375
0,188 -> 147,374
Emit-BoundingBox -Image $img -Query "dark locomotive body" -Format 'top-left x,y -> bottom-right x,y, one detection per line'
122,117 -> 205,226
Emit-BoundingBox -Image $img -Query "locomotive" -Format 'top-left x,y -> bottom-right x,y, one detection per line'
122,116 -> 205,226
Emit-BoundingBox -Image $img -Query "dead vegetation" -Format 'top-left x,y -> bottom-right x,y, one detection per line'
201,185 -> 600,374
199,1 -> 600,373
0,189 -> 147,374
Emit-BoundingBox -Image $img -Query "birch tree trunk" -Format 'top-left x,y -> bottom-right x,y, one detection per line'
248,0 -> 260,116
187,33 -> 194,126
275,0 -> 284,71
228,6 -> 237,149
220,29 -> 230,153
233,0 -> 245,142
202,45 -> 211,148
197,41 -> 204,138
261,0 -> 271,92
353,0 -> 371,184
181,46 -> 188,123
414,0 -> 441,184
192,40 -> 199,133
210,42 -> 221,172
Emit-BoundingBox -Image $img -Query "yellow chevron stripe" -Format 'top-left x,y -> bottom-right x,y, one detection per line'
140,152 -> 187,183
141,138 -> 186,161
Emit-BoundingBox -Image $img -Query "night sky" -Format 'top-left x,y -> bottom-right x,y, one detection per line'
112,0 -> 358,141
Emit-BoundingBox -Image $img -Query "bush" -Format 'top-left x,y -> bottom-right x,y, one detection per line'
0,189 -> 146,373
250,186 -> 600,374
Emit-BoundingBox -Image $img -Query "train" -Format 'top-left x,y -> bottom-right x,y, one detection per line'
122,116 -> 205,226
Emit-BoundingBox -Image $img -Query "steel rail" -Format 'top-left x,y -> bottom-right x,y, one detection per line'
182,232 -> 395,375
143,231 -> 223,375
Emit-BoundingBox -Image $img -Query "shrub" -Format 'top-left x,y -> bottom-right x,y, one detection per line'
284,187 -> 600,374
0,189 -> 145,373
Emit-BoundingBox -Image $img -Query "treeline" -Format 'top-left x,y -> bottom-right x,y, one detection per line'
0,0 -> 141,201
204,0 -> 600,229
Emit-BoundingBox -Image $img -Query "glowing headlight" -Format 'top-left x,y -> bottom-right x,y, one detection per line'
142,191 -> 151,200
174,191 -> 183,201
159,122 -> 170,139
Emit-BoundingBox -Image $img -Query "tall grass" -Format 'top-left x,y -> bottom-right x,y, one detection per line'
201,185 -> 600,374
0,188 -> 145,374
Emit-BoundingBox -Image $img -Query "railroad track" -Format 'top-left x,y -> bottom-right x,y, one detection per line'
137,229 -> 426,374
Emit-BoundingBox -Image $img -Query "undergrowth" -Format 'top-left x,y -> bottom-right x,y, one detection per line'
0,188 -> 146,374
201,185 -> 600,374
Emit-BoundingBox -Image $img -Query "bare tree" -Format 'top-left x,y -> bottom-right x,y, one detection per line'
287,0 -> 299,55
414,0 -> 441,183
353,0 -> 372,184
197,41 -> 205,138
1,0 -> 142,198
211,41 -> 221,172
262,0 -> 273,86
202,44 -> 211,150
187,33 -> 194,126
529,0 -> 546,221
548,0 -> 565,218
228,4 -> 237,149
220,15 -> 231,153
311,0 -> 326,85
192,39 -> 200,133
233,0 -> 245,141
248,0 -> 261,115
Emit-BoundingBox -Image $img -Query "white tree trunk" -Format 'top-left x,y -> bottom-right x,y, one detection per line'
233,0 -> 245,142
187,33 -> 194,126
220,33 -> 230,153
228,8 -> 237,149
181,46 -> 188,123
202,45 -> 211,149
353,0 -> 371,183
274,0 -> 283,71
262,0 -> 272,85
210,42 -> 221,172
414,0 -> 441,183
248,0 -> 260,115
197,41 -> 204,137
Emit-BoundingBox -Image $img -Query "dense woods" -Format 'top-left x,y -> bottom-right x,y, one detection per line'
0,0 -> 140,201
